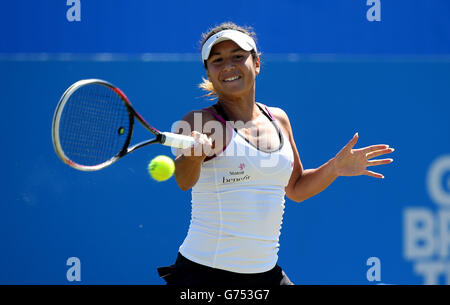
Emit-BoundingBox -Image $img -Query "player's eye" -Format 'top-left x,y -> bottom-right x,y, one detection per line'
212,57 -> 222,63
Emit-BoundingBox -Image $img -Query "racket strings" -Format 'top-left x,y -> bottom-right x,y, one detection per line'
58,84 -> 131,166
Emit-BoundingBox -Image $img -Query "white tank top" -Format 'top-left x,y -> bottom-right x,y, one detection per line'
179,105 -> 294,274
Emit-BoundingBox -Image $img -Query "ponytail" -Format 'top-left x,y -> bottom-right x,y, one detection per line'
198,77 -> 216,99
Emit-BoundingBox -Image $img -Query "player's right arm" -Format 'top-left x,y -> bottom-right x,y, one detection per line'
173,110 -> 218,191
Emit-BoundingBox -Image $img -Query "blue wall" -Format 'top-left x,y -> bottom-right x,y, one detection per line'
1,0 -> 450,284
2,0 -> 450,54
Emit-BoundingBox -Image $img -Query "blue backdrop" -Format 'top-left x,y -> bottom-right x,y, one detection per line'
1,0 -> 450,285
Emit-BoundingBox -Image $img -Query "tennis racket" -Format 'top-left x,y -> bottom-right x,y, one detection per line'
52,79 -> 195,171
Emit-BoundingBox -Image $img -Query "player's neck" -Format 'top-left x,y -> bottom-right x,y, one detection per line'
217,91 -> 260,123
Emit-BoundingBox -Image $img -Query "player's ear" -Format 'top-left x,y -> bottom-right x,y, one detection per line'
254,56 -> 261,75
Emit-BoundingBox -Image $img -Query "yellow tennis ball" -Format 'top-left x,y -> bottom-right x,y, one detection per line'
148,155 -> 175,182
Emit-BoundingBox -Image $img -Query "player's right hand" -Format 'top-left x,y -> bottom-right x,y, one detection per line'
181,131 -> 213,160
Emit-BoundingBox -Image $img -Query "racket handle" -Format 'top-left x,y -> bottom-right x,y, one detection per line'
161,132 -> 196,149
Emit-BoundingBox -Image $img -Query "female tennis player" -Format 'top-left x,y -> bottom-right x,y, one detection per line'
157,22 -> 394,286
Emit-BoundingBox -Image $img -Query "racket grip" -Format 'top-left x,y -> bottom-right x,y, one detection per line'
161,132 -> 196,149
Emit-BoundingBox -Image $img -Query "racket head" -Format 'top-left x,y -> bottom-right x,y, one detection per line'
52,79 -> 134,171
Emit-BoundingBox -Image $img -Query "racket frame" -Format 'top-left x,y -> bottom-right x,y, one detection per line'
52,79 -> 159,171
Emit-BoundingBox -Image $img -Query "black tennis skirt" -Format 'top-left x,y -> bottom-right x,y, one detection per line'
157,253 -> 294,286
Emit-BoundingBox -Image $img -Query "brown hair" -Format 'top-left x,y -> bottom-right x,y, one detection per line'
198,22 -> 261,99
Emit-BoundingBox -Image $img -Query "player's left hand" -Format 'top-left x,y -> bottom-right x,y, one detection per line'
333,133 -> 394,179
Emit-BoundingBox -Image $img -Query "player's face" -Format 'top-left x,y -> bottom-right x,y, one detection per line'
206,40 -> 260,98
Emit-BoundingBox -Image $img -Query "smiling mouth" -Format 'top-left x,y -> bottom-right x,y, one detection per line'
222,75 -> 241,82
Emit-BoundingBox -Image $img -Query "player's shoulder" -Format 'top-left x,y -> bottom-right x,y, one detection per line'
180,106 -> 217,122
259,103 -> 290,126
177,106 -> 220,132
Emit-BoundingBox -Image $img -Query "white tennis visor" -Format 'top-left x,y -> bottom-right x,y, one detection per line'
201,29 -> 258,62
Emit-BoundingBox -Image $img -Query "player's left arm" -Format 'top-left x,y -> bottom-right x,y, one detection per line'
270,107 -> 394,203
269,107 -> 335,203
